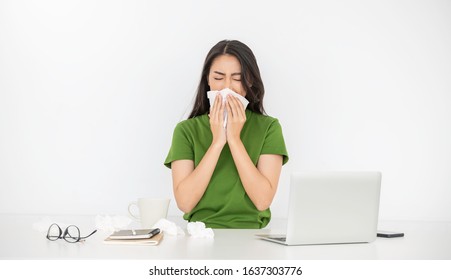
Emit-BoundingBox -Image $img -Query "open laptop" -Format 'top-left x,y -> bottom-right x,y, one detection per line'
258,171 -> 381,245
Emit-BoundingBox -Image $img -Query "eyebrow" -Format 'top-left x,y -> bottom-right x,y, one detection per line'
213,71 -> 241,76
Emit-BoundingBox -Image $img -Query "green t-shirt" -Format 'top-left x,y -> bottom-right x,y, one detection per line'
164,110 -> 289,229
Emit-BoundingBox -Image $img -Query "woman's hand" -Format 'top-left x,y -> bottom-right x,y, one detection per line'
226,95 -> 246,145
209,95 -> 227,147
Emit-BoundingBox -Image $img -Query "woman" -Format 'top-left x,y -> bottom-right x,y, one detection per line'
164,40 -> 288,228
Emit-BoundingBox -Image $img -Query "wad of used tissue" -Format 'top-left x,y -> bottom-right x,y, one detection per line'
153,218 -> 214,238
187,221 -> 214,238
153,218 -> 185,236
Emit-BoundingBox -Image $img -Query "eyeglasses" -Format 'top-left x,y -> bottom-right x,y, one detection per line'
46,223 -> 97,243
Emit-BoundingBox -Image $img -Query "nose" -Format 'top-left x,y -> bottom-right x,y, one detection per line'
224,79 -> 231,89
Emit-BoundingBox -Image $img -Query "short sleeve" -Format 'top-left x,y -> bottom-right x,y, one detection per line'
260,119 -> 289,165
164,123 -> 194,168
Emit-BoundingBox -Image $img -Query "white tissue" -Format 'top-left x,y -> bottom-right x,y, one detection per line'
207,88 -> 249,128
187,221 -> 214,238
152,218 -> 185,236
95,215 -> 132,233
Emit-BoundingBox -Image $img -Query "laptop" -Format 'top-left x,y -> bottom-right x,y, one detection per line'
258,171 -> 382,245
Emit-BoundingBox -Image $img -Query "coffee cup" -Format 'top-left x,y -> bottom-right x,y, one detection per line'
128,198 -> 170,228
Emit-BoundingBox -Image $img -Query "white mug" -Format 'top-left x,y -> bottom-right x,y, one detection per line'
128,198 -> 170,228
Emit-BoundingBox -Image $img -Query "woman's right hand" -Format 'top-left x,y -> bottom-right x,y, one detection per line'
209,95 -> 227,147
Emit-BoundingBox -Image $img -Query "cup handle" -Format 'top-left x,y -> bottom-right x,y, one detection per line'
128,202 -> 140,221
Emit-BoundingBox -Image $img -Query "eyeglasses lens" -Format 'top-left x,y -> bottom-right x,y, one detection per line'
64,225 -> 81,243
47,224 -> 62,241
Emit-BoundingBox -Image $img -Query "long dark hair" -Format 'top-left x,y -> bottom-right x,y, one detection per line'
188,40 -> 266,119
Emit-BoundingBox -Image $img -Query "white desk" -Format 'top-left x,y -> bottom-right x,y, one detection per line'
0,214 -> 450,259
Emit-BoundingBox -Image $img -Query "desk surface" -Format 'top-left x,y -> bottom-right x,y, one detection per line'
1,214 -> 450,260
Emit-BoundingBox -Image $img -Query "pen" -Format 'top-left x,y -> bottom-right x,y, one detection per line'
150,228 -> 160,236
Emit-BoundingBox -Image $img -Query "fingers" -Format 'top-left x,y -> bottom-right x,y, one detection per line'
211,95 -> 224,124
226,95 -> 245,119
209,95 -> 227,146
225,96 -> 246,142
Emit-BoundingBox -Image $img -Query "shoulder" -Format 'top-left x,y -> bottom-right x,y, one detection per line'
175,114 -> 209,131
246,110 -> 282,128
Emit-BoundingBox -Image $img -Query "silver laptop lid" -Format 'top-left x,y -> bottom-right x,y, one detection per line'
286,171 -> 382,245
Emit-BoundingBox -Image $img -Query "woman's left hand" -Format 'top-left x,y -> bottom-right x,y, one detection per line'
226,95 -> 246,144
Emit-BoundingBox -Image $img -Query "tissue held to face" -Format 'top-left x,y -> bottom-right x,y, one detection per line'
208,54 -> 245,97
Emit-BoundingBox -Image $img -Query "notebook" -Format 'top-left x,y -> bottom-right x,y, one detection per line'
258,171 -> 381,245
104,232 -> 164,245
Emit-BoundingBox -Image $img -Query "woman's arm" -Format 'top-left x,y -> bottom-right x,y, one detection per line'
171,143 -> 224,213
171,95 -> 226,213
226,96 -> 283,211
228,142 -> 283,211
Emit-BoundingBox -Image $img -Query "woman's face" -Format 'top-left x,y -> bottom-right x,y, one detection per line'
208,54 -> 245,97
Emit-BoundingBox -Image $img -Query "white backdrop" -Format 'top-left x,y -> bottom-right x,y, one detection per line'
1,0 -> 450,221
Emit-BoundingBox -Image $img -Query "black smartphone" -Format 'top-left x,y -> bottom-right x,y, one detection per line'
377,230 -> 404,238
109,228 -> 160,240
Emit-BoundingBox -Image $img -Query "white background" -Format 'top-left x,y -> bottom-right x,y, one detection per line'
1,0 -> 450,222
